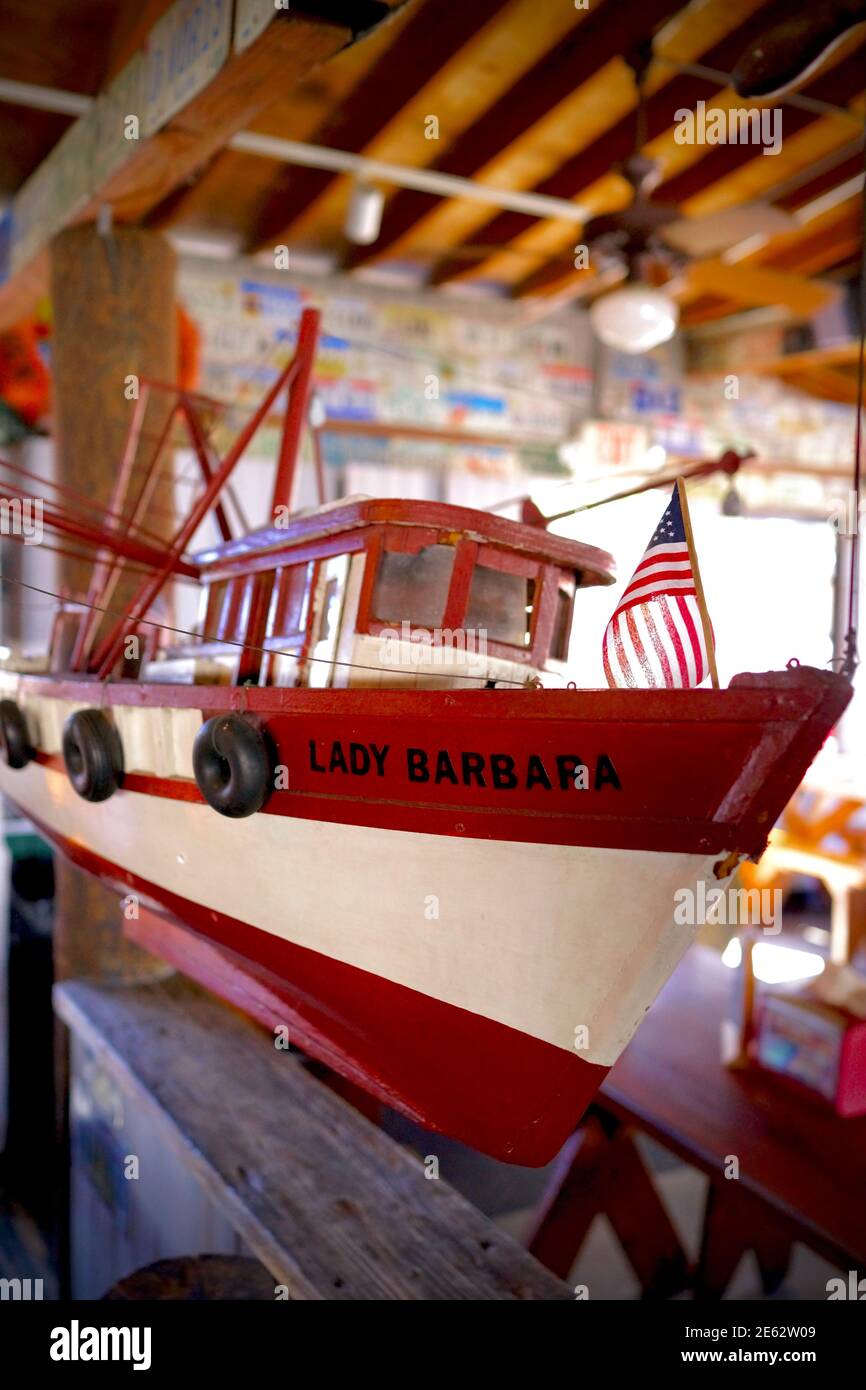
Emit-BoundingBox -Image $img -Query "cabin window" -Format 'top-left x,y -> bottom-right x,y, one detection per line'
268,563 -> 312,639
466,566 -> 535,647
319,577 -> 341,644
371,544 -> 455,627
550,585 -> 574,661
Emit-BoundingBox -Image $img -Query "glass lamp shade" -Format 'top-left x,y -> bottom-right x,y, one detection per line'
590,284 -> 679,354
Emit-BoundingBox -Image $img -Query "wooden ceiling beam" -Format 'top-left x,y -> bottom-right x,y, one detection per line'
341,0 -> 683,273
0,8 -> 360,331
144,0 -> 418,239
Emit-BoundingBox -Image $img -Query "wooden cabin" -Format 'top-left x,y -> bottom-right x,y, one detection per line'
147,498 -> 616,690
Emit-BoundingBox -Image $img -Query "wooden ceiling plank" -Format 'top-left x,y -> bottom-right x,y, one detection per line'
272,0 -> 587,255
381,59 -> 638,277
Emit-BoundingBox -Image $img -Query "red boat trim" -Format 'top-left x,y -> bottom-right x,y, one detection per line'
20,666 -> 851,857
11,670 -> 841,718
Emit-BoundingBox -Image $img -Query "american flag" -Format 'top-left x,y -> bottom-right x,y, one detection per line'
603,484 -> 713,689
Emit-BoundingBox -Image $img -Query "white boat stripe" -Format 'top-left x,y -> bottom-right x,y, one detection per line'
0,758 -> 718,1066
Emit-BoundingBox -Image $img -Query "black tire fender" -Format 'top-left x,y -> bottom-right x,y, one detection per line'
193,713 -> 273,818
0,699 -> 31,769
62,709 -> 125,802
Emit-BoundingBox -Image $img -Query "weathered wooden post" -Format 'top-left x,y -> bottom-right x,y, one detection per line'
49,223 -> 178,982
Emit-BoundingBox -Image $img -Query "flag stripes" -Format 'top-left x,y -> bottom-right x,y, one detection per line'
602,485 -> 713,689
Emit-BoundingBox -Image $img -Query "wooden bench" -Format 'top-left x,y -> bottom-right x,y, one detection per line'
54,975 -> 571,1301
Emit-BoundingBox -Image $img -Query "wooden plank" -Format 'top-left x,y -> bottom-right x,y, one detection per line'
54,975 -> 572,1301
0,9 -> 354,331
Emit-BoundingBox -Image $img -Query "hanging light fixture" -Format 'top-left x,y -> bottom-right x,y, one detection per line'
590,283 -> 679,354
344,180 -> 385,245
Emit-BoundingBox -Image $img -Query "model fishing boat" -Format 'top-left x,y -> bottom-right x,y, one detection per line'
0,310 -> 853,1164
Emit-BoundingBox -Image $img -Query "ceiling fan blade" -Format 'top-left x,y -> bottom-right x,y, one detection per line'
660,203 -> 797,258
682,259 -> 841,316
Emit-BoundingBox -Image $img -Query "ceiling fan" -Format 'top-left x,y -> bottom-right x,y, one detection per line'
580,42 -> 844,353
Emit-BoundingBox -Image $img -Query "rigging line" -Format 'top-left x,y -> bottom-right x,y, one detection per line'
0,456 -> 174,549
0,534 -> 199,583
0,574 -> 539,688
842,143 -> 866,680
525,456 -> 747,523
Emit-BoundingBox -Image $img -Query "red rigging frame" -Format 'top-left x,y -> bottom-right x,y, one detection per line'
0,307 -> 324,679
87,307 -> 324,679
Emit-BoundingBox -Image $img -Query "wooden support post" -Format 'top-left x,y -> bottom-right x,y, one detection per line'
49,223 -> 178,984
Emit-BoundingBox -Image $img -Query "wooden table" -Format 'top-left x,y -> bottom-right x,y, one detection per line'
529,944 -> 866,1297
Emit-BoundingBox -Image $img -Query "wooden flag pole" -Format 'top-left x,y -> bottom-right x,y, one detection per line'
677,476 -> 720,689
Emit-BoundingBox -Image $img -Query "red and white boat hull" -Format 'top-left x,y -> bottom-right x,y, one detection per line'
0,665 -> 849,1163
